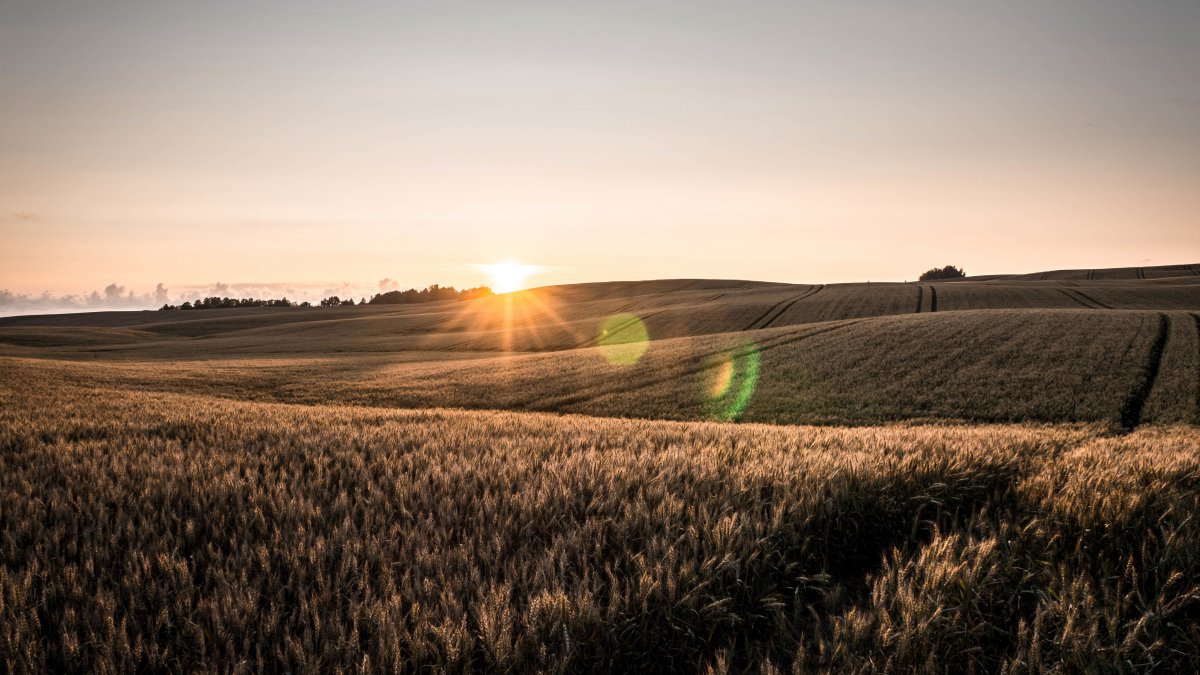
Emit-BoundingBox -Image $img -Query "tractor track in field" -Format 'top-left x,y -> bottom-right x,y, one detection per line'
1057,288 -> 1115,310
929,286 -> 938,312
1191,265 -> 1200,276
1087,270 -> 1096,280
1056,289 -> 1097,309
607,280 -> 702,317
538,319 -> 865,412
1118,313 -> 1170,430
913,285 -> 924,314
1190,312 -> 1200,420
757,285 -> 825,330
1137,267 -> 1146,280
1072,289 -> 1114,309
742,285 -> 824,331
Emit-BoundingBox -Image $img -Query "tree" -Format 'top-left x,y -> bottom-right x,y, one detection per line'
919,265 -> 966,281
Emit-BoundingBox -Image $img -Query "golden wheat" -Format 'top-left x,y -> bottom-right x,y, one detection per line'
2,364 -> 1198,672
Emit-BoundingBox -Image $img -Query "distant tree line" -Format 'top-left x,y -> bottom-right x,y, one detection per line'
159,297 -> 305,311
159,284 -> 493,311
368,284 -> 492,305
919,265 -> 966,281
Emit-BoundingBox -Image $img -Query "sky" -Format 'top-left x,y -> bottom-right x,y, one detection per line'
2,0 -> 1199,311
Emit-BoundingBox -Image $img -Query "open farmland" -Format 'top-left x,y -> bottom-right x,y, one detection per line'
2,264 -> 1200,672
2,264 -> 1198,428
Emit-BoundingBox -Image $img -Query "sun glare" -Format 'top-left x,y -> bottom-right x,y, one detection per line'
480,260 -> 538,294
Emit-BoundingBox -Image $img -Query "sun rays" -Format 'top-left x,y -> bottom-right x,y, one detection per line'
478,260 -> 540,295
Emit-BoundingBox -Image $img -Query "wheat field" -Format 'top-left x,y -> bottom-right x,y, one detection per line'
3,362 -> 1199,672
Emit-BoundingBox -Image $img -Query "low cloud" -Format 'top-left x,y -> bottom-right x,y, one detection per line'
173,281 -> 379,305
379,278 -> 401,292
0,282 -> 167,316
9,211 -> 39,222
1,280 -> 387,316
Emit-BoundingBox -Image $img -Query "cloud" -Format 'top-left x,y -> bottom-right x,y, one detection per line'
9,212 -> 39,222
0,280 -> 384,316
0,282 -> 165,316
379,278 -> 401,292
173,281 -> 379,305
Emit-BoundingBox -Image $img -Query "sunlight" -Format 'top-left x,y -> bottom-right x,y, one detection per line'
479,260 -> 539,294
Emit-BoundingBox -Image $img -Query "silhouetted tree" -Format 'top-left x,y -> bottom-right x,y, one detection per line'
159,285 -> 492,311
919,265 -> 966,281
368,285 -> 494,305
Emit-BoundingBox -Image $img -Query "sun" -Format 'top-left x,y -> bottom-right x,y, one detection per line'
479,260 -> 539,294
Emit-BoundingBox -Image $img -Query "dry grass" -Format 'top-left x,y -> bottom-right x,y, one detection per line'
2,366 -> 1199,672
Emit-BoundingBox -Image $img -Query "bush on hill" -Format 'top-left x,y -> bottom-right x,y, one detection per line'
919,265 -> 966,281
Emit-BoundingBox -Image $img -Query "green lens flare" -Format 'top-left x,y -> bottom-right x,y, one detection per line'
596,313 -> 649,365
703,343 -> 761,421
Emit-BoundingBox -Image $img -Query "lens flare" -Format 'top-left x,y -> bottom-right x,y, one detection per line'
703,343 -> 761,421
596,313 -> 649,365
709,359 -> 734,398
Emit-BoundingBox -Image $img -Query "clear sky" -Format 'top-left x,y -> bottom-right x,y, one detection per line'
2,0 -> 1198,309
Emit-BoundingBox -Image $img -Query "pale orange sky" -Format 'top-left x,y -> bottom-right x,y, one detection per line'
2,1 -> 1198,309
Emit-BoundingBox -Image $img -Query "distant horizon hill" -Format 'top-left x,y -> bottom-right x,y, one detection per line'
1,262 -> 1197,321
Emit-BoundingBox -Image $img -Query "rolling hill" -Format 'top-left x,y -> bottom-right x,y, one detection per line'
2,263 -> 1198,428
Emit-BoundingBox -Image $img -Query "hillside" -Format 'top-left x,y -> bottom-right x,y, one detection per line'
965,262 -> 1200,281
2,264 -> 1198,428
